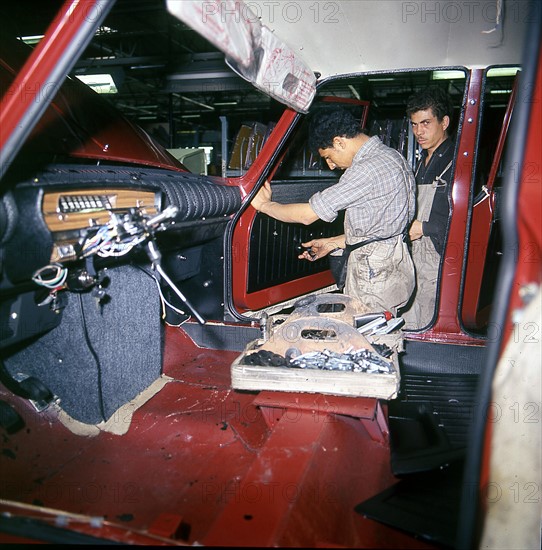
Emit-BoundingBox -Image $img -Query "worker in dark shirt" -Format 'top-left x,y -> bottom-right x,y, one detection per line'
401,87 -> 455,329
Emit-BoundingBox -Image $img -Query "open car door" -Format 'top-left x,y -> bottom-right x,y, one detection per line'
461,72 -> 519,331
228,99 -> 370,316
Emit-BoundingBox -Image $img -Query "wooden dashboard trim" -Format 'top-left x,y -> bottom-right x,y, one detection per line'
42,188 -> 158,232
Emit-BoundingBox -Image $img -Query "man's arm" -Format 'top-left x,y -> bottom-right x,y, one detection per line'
300,235 -> 346,260
422,189 -> 449,254
409,192 -> 448,247
251,181 -> 320,225
409,220 -> 424,241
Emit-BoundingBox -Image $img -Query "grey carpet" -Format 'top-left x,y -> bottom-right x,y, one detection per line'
4,264 -> 162,424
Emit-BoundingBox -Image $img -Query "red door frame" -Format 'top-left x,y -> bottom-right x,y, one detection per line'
461,76 -> 518,330
232,69 -> 489,345
409,69 -> 485,344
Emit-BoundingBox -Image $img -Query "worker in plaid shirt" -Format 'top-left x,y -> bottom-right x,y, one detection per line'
252,105 -> 415,316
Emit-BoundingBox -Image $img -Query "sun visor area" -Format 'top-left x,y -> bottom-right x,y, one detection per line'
166,0 -> 316,113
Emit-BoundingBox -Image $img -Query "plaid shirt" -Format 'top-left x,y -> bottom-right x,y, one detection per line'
310,136 -> 415,244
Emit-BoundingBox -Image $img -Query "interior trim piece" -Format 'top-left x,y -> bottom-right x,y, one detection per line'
42,188 -> 158,232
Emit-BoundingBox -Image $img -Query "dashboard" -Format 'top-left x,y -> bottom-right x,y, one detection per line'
42,188 -> 159,263
0,163 -> 243,348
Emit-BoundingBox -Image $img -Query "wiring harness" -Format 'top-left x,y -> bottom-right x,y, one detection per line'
31,205 -> 206,324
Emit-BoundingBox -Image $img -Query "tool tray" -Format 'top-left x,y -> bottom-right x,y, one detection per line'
231,293 -> 402,399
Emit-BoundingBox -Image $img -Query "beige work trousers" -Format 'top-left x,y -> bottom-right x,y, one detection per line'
402,180 -> 442,329
402,236 -> 441,329
345,236 -> 415,316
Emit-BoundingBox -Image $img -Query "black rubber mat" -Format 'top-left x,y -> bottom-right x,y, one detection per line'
399,339 -> 486,375
395,372 -> 480,450
387,341 -> 482,474
387,400 -> 465,475
356,340 -> 484,545
355,460 -> 464,548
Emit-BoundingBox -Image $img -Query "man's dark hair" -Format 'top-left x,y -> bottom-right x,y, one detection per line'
406,86 -> 454,122
308,105 -> 363,152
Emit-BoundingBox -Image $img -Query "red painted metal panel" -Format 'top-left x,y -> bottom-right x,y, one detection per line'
0,0 -> 89,143
0,0 -> 110,178
229,98 -> 370,313
503,44 -> 542,342
0,1 -> 184,176
0,324 -> 433,547
201,404 -> 428,548
254,391 -> 377,420
424,69 -> 484,339
230,108 -> 338,312
202,409 -> 330,546
485,78 -> 518,194
475,42 -> 542,547
462,78 -> 518,330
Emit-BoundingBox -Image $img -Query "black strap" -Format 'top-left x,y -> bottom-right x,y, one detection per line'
345,234 -> 394,253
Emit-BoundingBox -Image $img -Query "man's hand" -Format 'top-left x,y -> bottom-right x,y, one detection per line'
251,180 -> 272,212
409,220 -> 424,242
299,235 -> 346,261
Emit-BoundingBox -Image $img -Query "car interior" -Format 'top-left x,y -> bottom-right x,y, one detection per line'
0,0 -> 534,543
0,54 -> 517,424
